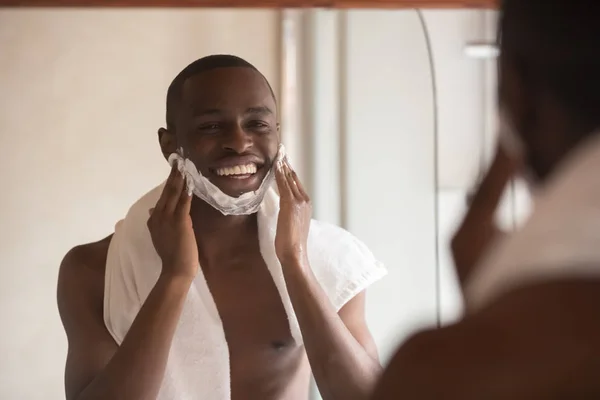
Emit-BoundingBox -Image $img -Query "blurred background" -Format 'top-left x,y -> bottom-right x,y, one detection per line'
0,7 -> 531,399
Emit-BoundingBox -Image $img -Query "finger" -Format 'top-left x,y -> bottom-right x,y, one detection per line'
155,164 -> 179,212
275,160 -> 292,199
283,162 -> 303,200
175,180 -> 192,218
164,167 -> 185,214
285,159 -> 310,202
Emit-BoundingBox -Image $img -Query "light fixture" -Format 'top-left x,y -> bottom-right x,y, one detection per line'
464,42 -> 499,59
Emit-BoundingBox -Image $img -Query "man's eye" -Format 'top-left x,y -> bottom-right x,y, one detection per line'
198,123 -> 220,131
248,121 -> 270,129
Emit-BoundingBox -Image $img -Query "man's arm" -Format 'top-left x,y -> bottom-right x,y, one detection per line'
371,278 -> 600,400
282,263 -> 381,400
274,159 -> 381,400
58,246 -> 194,400
58,166 -> 199,400
450,146 -> 516,288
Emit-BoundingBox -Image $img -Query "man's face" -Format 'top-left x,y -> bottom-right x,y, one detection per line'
168,67 -> 279,197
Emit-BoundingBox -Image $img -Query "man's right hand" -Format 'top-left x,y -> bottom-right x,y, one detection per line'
147,165 -> 199,281
450,146 -> 518,289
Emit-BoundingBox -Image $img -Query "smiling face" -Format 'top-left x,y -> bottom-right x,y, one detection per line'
160,66 -> 279,197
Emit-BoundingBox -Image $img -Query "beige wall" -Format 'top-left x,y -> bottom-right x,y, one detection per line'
0,9 -> 280,399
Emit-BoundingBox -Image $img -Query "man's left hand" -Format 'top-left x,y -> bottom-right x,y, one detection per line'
274,158 -> 312,265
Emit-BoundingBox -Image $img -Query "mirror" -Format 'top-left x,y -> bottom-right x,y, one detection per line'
1,5 -> 530,400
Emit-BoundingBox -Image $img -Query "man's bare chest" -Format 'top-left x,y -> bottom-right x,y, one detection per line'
202,256 -> 295,353
202,257 -> 310,398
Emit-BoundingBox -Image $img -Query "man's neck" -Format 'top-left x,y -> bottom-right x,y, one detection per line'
189,197 -> 259,263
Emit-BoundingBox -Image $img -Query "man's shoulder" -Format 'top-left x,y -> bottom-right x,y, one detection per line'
377,278 -> 600,399
449,278 -> 600,351
57,235 -> 113,321
60,235 -> 113,275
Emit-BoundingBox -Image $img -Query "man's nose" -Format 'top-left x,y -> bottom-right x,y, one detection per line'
222,125 -> 252,154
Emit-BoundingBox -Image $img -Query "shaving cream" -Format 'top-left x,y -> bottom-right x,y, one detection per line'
168,144 -> 286,216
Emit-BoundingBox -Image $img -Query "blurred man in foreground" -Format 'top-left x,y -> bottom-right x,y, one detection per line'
373,1 -> 600,398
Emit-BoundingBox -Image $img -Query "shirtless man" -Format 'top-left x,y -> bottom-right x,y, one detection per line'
57,55 -> 382,400
372,1 -> 600,398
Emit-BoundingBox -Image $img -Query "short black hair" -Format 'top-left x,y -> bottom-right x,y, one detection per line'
165,54 -> 276,130
499,0 -> 600,129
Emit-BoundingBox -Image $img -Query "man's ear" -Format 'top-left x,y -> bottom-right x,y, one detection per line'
158,127 -> 177,161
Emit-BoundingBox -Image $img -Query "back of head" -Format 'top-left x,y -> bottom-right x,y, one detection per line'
498,0 -> 600,181
499,0 -> 600,131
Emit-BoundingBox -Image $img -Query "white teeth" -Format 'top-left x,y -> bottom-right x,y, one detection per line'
215,163 -> 257,177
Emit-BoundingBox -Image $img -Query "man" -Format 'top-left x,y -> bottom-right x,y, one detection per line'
373,1 -> 600,398
57,55 -> 385,400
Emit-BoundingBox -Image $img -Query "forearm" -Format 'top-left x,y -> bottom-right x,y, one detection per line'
77,274 -> 192,400
282,258 -> 381,400
452,148 -> 514,288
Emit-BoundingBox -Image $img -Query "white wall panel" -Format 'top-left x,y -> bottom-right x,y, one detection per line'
344,9 -> 438,360
421,10 -> 487,190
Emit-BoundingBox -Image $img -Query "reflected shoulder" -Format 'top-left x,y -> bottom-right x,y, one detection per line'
59,235 -> 113,277
372,278 -> 600,400
57,235 -> 114,330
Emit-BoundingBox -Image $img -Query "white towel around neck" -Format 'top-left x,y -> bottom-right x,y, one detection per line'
103,185 -> 387,400
465,133 -> 600,312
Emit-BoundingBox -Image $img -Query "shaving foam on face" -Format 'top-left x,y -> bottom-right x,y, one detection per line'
168,144 -> 286,216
